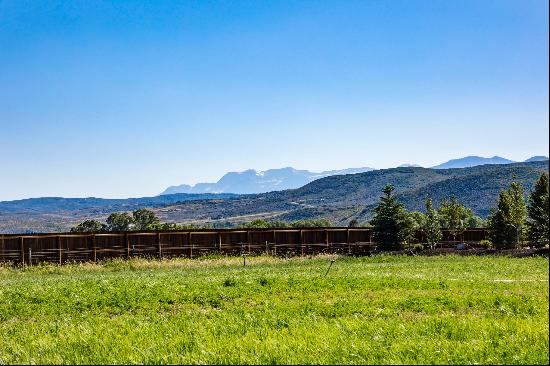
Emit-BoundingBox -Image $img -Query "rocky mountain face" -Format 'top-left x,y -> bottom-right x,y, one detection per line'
161,167 -> 374,195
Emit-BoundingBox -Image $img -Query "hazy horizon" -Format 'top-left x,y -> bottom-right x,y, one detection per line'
1,1 -> 548,201
0,154 -> 547,201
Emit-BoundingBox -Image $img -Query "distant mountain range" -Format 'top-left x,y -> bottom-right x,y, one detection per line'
0,193 -> 238,214
162,155 -> 548,195
161,167 -> 375,195
1,159 -> 547,233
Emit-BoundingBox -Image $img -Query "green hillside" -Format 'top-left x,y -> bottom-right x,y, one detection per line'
159,161 -> 548,226
1,161 -> 547,232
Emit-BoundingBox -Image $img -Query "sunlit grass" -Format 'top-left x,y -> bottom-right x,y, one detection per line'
0,255 -> 548,364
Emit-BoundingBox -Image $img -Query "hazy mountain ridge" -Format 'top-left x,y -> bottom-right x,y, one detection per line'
161,166 -> 374,195
431,155 -> 547,169
153,160 -> 548,226
162,156 -> 547,195
1,160 -> 547,233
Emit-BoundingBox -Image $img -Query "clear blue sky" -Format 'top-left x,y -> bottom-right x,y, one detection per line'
0,0 -> 548,200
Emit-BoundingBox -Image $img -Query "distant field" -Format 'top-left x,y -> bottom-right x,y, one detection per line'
0,255 -> 548,364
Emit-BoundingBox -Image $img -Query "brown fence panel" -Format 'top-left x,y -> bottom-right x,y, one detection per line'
127,233 -> 158,258
273,230 -> 301,256
159,232 -> 187,258
463,229 -> 489,242
1,237 -> 24,264
189,232 -> 218,257
0,228 -> 492,265
94,234 -> 126,260
63,235 -> 93,263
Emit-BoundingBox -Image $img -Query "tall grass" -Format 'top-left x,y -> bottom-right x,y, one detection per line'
0,255 -> 548,364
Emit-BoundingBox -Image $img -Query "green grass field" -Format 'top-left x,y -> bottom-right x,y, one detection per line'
0,255 -> 548,364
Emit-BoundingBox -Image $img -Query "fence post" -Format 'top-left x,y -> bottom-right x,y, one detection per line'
218,232 -> 222,253
125,233 -> 130,258
56,235 -> 62,265
189,232 -> 192,258
29,247 -> 32,266
247,230 -> 251,253
325,229 -> 329,253
273,230 -> 277,256
265,240 -> 268,255
92,234 -> 97,262
0,235 -> 4,262
300,230 -> 304,256
157,232 -> 162,259
20,237 -> 25,265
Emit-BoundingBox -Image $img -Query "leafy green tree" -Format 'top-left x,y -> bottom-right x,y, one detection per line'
488,180 -> 527,249
409,211 -> 426,229
132,209 -> 160,230
106,212 -> 133,231
268,220 -> 289,228
370,185 -> 411,251
148,222 -> 186,230
348,219 -> 359,227
290,219 -> 332,228
438,197 -> 471,241
466,215 -> 485,228
70,219 -> 106,233
527,172 -> 549,247
423,198 -> 442,249
401,211 -> 420,248
242,219 -> 271,228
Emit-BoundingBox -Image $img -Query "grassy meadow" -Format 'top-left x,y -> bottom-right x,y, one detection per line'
0,254 -> 548,364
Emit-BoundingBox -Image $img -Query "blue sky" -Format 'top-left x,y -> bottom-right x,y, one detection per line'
0,0 -> 548,200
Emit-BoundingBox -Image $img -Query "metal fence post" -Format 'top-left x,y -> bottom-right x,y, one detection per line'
20,237 -> 25,265
92,234 -> 97,263
158,232 -> 162,259
126,233 -> 130,258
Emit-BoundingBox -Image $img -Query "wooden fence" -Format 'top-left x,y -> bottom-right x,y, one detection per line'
0,228 -> 489,265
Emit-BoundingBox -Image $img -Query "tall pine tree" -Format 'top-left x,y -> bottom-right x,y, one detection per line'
370,185 -> 411,251
527,172 -> 549,247
488,179 -> 527,249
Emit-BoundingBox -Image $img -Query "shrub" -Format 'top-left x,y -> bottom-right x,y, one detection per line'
412,243 -> 424,252
479,240 -> 493,249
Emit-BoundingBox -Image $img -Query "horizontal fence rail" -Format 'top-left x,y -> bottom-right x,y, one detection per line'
0,228 -> 490,265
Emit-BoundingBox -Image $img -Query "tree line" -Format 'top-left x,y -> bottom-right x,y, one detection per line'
71,211 -> 332,233
369,172 -> 548,250
71,172 -> 548,251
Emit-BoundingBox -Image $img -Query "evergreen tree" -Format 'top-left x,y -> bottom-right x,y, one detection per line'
527,172 -> 549,247
488,180 -> 527,249
488,191 -> 514,248
370,185 -> 410,250
423,198 -> 442,249
508,180 -> 527,246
